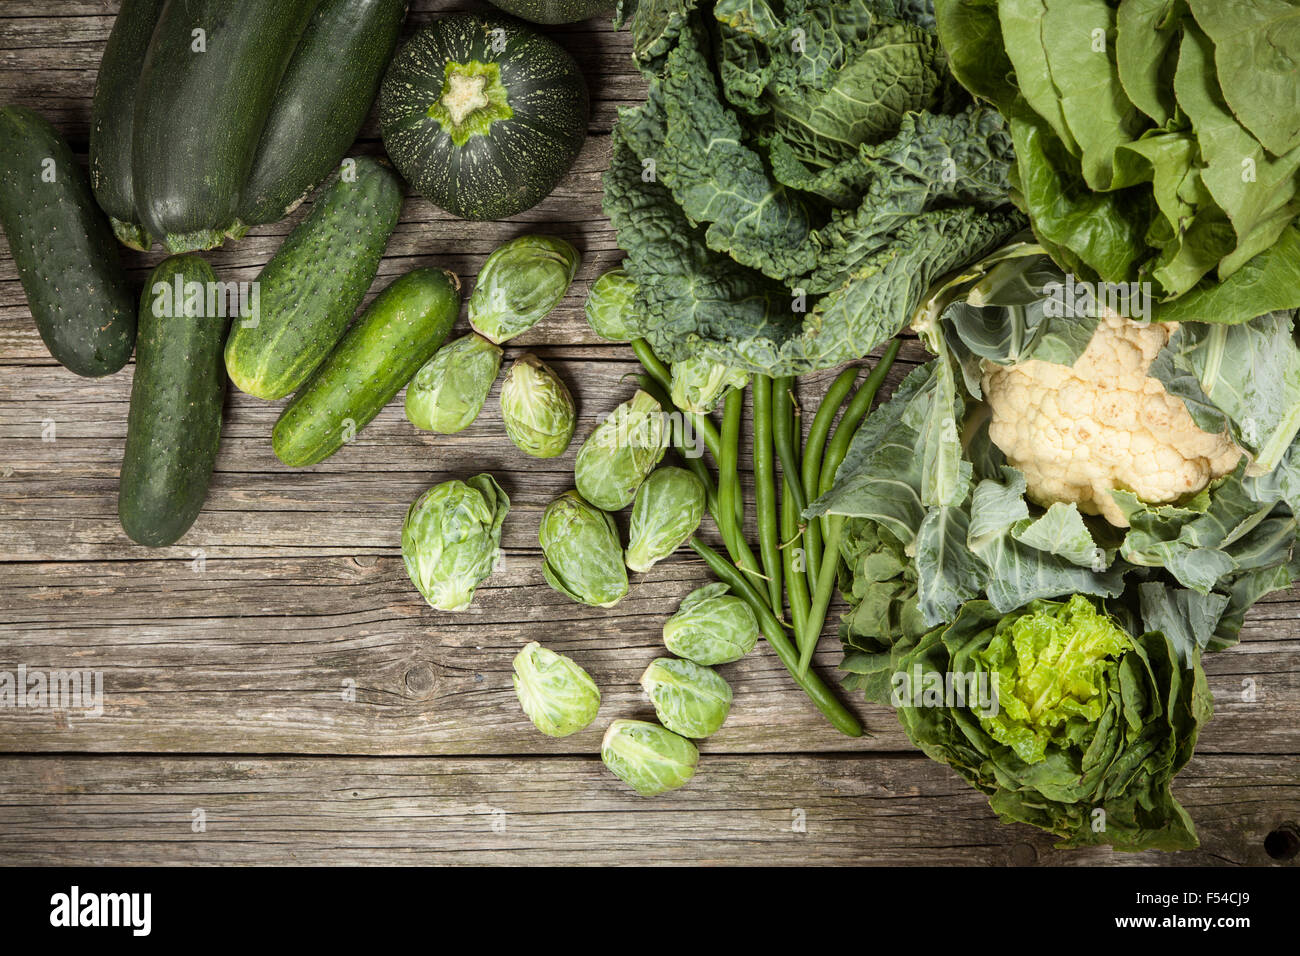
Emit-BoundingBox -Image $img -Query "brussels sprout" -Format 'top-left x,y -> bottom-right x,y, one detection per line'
500,354 -> 576,458
669,356 -> 748,414
625,466 -> 705,572
539,491 -> 629,608
583,268 -> 641,342
600,719 -> 699,796
574,390 -> 668,511
640,658 -> 732,739
402,474 -> 509,612
469,235 -> 580,344
512,641 -> 601,737
405,333 -> 503,433
662,583 -> 759,665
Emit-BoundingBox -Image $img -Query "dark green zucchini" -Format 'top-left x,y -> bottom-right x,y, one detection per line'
89,0 -> 165,251
485,0 -> 615,25
237,0 -> 408,226
131,0 -> 318,252
0,106 -> 137,377
378,13 -> 589,220
226,156 -> 404,400
119,255 -> 230,547
272,268 -> 461,467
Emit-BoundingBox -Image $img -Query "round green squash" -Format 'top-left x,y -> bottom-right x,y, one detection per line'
485,0 -> 616,25
378,13 -> 589,221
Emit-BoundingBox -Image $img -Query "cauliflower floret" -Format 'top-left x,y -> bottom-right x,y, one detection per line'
982,312 -> 1241,527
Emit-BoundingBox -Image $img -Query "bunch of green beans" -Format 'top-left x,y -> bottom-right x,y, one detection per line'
632,337 -> 901,735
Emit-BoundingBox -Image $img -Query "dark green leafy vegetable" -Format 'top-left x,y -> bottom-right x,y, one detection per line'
603,0 -> 1023,374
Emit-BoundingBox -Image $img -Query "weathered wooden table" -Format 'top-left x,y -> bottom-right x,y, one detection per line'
2,2 -> 1297,866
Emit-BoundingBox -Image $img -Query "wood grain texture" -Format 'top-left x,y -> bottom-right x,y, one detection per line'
0,754 -> 1295,866
0,2 -> 1297,866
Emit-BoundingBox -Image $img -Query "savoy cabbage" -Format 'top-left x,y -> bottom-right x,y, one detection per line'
604,0 -> 1024,375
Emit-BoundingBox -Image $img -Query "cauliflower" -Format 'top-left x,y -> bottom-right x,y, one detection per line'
982,312 -> 1241,527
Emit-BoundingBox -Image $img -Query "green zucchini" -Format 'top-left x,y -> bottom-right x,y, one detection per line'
272,268 -> 461,467
0,106 -> 137,377
237,0 -> 408,226
119,255 -> 230,546
89,0 -> 165,251
225,156 -> 404,400
378,13 -> 589,220
131,0 -> 318,252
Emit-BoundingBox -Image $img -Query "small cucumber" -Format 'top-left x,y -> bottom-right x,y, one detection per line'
237,0 -> 409,226
225,157 -> 404,400
89,0 -> 165,251
0,106 -> 137,377
273,269 -> 461,467
119,256 -> 230,546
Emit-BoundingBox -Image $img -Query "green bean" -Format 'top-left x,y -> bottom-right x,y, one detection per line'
752,376 -> 782,611
718,387 -> 767,600
818,340 -> 901,502
690,538 -> 862,738
772,376 -> 804,515
781,466 -> 811,640
799,514 -> 844,677
630,338 -> 722,464
800,366 -> 858,593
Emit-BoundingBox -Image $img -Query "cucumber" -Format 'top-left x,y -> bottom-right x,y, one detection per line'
0,106 -> 137,377
131,0 -> 318,252
119,255 -> 230,547
237,0 -> 409,226
272,269 -> 461,467
89,0 -> 165,251
225,156 -> 404,400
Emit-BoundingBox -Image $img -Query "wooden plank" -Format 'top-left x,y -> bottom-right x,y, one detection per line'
0,753 -> 1293,865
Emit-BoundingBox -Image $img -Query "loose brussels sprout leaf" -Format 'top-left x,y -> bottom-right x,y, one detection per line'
625,466 -> 705,571
640,658 -> 732,739
405,333 -> 503,433
539,491 -> 629,607
402,474 -> 509,611
662,582 -> 760,664
512,641 -> 601,737
469,235 -> 581,344
600,719 -> 699,796
669,356 -> 748,414
584,267 -> 641,342
574,389 -> 668,511
500,354 -> 576,458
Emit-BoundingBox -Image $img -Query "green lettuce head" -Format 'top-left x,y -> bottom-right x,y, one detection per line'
853,595 -> 1211,851
584,268 -> 641,342
625,466 -> 706,572
669,356 -> 748,414
640,658 -> 732,739
574,389 -> 668,511
401,474 -> 509,612
601,719 -> 699,796
469,235 -> 580,344
662,583 -> 759,665
539,491 -> 629,608
405,333 -> 503,433
500,354 -> 576,458
512,642 -> 601,737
